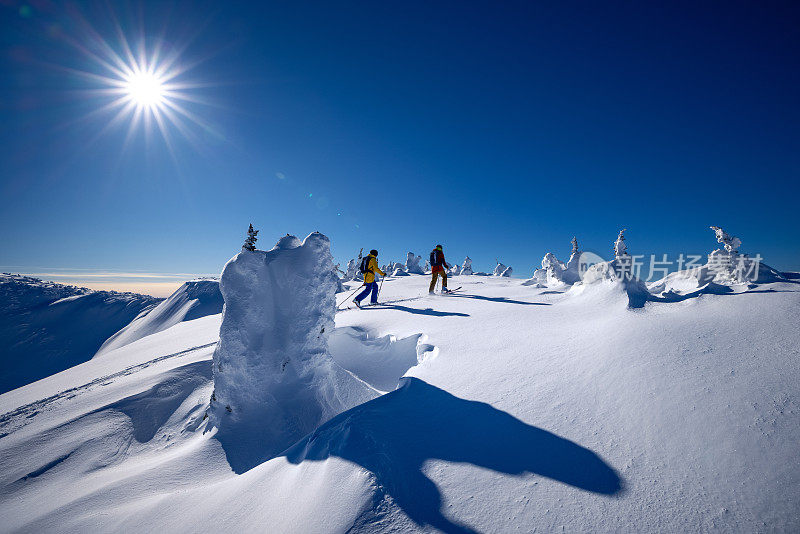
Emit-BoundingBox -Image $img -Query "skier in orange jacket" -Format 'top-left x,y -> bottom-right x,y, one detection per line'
429,244 -> 452,294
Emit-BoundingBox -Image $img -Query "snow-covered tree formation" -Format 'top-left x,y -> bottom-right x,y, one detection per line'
710,226 -> 741,253
493,261 -> 509,276
527,236 -> 584,287
566,237 -> 580,272
391,261 -> 410,276
405,252 -> 425,274
580,230 -> 649,307
532,252 -> 566,285
209,232 -> 376,465
341,259 -> 358,282
458,256 -> 473,275
242,223 -> 258,252
613,229 -> 627,258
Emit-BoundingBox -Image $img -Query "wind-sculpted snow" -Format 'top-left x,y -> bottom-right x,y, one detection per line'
0,274 -> 160,394
95,279 -> 222,356
328,327 -> 437,392
284,377 -> 622,533
209,232 -> 378,471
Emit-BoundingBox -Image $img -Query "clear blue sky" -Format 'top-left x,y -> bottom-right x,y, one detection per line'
1,1 -> 799,294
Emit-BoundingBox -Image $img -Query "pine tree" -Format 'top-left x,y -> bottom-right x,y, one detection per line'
613,229 -> 628,258
243,223 -> 259,251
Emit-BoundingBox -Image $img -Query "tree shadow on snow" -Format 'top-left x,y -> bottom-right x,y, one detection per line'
282,378 -> 623,534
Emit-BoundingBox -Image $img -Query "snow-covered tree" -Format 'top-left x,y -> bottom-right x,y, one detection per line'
459,256 -> 473,275
565,236 -> 581,274
423,260 -> 430,272
342,259 -> 358,281
500,265 -> 513,277
613,229 -> 628,258
493,261 -> 508,276
405,252 -> 425,274
709,226 -> 741,253
532,237 -> 583,286
242,223 -> 258,252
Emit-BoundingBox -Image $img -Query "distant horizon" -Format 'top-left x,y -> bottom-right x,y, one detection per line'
5,229 -> 798,297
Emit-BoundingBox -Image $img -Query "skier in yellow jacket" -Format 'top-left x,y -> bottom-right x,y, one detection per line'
354,249 -> 386,307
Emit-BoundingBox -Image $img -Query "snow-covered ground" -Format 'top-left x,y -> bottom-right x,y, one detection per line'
95,279 -> 222,357
0,275 -> 160,394
1,272 -> 798,532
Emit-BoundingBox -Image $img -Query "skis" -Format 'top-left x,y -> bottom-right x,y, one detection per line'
338,295 -> 424,311
338,287 -> 464,311
440,286 -> 462,294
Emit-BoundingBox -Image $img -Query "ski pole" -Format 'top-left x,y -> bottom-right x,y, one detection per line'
337,283 -> 364,309
377,273 -> 386,301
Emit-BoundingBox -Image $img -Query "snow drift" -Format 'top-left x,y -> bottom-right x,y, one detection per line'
95,279 -> 222,357
208,232 -> 377,471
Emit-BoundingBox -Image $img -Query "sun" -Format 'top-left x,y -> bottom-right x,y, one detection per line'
58,10 -> 217,155
123,70 -> 166,108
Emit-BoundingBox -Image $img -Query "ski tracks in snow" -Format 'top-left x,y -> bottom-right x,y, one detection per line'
0,342 -> 217,437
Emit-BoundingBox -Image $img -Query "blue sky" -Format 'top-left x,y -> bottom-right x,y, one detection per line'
1,1 -> 799,295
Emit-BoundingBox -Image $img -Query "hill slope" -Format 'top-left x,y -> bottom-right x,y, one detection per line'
0,275 -> 798,532
95,279 -> 222,357
0,275 -> 160,394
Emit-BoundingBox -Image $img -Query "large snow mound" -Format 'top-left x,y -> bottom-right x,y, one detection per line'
0,274 -> 160,394
572,258 -> 651,308
95,278 -> 222,357
209,232 -> 377,471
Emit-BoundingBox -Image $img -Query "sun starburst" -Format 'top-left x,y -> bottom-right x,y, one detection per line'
57,8 -> 219,157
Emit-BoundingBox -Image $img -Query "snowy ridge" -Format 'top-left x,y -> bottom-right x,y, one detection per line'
0,274 -> 160,394
95,278 -> 222,357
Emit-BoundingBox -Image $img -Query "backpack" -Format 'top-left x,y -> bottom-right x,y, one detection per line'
359,256 -> 372,274
430,250 -> 442,267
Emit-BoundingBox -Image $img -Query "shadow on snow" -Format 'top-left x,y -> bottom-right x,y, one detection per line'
280,377 -> 623,534
370,304 -> 470,317
447,293 -> 551,306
